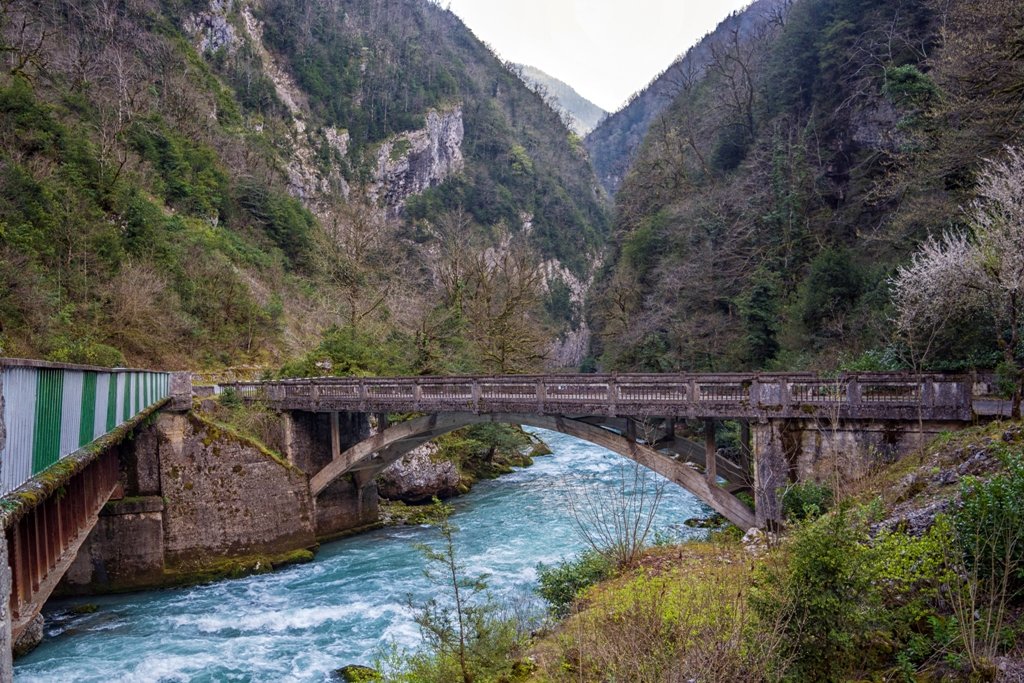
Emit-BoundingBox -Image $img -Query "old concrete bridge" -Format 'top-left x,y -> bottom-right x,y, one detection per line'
225,372 -> 990,531
0,360 -> 1006,671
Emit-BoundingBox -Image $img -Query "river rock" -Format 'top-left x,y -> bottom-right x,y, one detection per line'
377,443 -> 461,503
12,614 -> 43,657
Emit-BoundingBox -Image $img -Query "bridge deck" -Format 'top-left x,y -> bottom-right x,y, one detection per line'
225,373 -> 977,422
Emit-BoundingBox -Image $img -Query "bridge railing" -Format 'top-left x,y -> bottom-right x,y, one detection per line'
0,359 -> 171,497
222,372 -> 974,421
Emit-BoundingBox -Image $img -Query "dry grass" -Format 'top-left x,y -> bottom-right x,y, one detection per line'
529,542 -> 787,683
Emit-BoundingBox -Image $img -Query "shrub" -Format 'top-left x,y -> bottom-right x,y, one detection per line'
545,547 -> 783,682
750,509 -> 879,681
536,550 -> 613,617
954,453 -> 1024,593
47,338 -> 125,368
944,454 -> 1024,673
780,481 -> 834,521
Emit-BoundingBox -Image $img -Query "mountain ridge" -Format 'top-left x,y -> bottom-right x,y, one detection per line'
514,64 -> 607,136
584,0 -> 791,195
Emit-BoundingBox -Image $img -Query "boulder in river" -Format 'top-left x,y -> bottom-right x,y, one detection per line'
377,443 -> 461,503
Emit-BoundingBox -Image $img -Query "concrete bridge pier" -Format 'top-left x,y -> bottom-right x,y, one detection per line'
752,417 -> 966,526
0,537 -> 11,680
283,411 -> 380,540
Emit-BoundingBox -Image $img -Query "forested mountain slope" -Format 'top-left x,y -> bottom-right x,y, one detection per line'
0,0 -> 606,372
515,64 -> 607,136
584,0 -> 790,196
588,0 -> 1024,374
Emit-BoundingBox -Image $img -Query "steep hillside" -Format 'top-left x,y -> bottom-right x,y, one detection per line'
588,0 -> 1024,373
584,0 -> 790,195
0,0 -> 607,371
515,64 -> 607,136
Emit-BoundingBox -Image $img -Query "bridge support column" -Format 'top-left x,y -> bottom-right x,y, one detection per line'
739,420 -> 752,473
282,410 -> 379,540
704,420 -> 717,482
753,421 -> 786,529
0,536 -> 12,679
330,412 -> 341,460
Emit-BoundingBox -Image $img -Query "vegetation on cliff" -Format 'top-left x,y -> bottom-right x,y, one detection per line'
0,0 -> 606,372
587,0 -> 1024,375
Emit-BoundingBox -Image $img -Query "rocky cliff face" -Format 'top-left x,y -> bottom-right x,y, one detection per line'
371,107 -> 465,213
184,0 -> 465,219
186,1 -> 353,213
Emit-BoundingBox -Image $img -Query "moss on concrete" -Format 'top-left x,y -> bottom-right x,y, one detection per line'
188,412 -> 298,472
379,499 -> 449,526
162,548 -> 316,587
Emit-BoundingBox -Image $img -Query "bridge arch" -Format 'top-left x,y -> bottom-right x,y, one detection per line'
309,412 -> 756,529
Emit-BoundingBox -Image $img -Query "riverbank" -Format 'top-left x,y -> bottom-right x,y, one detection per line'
519,421 -> 1024,682
14,429 -> 709,680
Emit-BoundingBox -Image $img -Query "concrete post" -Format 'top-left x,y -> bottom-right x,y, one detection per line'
169,372 -> 192,412
0,536 -> 12,680
330,412 -> 341,460
704,420 -> 717,482
281,412 -> 295,465
0,370 -> 6,487
739,420 -> 752,473
753,420 -> 786,529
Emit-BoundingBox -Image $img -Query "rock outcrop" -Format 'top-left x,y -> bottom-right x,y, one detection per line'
377,443 -> 462,503
182,0 -> 238,55
372,107 -> 465,213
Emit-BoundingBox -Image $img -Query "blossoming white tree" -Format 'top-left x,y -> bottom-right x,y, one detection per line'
892,147 -> 1024,417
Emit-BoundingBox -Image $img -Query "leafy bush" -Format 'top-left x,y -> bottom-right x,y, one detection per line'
536,550 -> 613,617
235,181 -> 316,269
800,248 -> 863,334
883,65 -> 940,108
954,452 -> 1024,596
277,325 -> 415,378
128,119 -> 229,220
47,338 -> 125,368
751,510 -> 879,681
780,481 -> 834,521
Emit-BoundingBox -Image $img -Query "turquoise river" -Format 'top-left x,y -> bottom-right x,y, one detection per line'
15,429 -> 711,681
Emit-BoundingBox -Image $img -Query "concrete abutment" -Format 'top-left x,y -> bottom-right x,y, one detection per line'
752,417 -> 963,526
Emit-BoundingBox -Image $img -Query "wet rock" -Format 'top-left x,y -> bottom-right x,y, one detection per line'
377,444 -> 461,504
684,514 -> 727,529
13,614 -> 43,658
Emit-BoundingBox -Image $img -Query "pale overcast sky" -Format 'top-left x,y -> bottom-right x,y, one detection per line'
444,0 -> 754,112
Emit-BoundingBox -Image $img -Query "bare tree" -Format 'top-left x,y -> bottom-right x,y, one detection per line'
564,460 -> 666,568
435,213 -> 548,373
